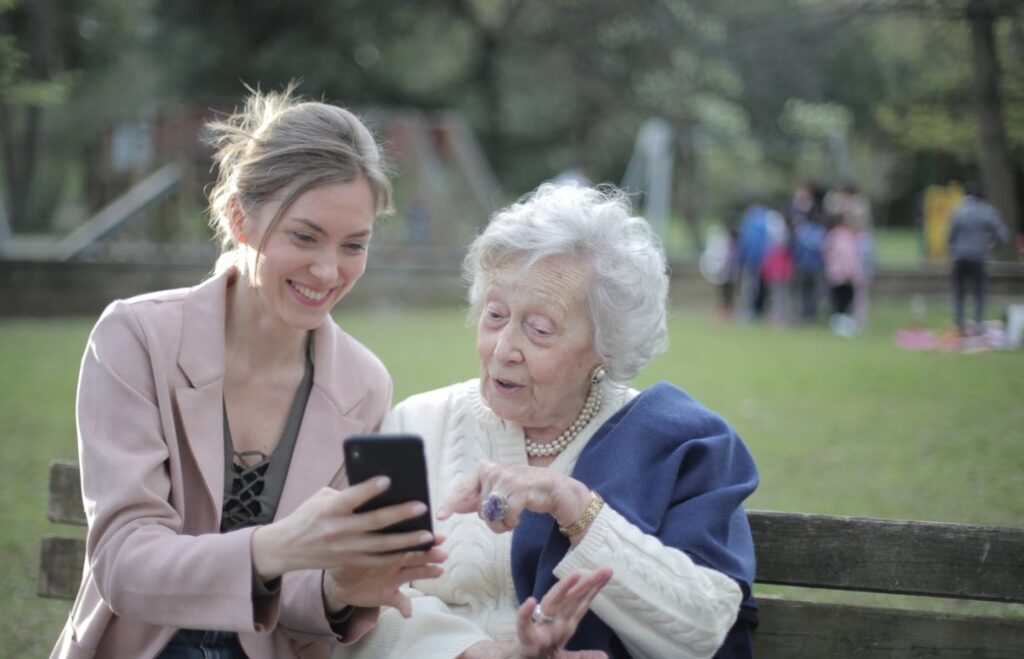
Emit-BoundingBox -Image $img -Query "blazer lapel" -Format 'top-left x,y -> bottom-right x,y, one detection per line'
277,318 -> 369,516
176,382 -> 226,511
175,270 -> 232,515
278,389 -> 362,515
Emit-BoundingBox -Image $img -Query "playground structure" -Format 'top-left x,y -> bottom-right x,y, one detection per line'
374,110 -> 504,263
0,107 -> 504,266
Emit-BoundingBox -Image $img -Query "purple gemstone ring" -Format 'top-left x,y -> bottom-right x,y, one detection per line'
480,491 -> 509,524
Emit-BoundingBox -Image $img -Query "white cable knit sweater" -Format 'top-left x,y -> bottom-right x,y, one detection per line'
334,380 -> 742,659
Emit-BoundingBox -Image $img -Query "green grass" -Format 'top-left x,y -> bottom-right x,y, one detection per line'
2,300 -> 1022,656
0,319 -> 93,656
872,227 -> 924,266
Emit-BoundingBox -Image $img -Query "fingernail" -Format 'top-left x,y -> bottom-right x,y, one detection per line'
411,502 -> 427,515
376,476 -> 390,489
418,532 -> 433,544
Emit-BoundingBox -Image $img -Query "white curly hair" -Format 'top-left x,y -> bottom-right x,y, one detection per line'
464,183 -> 669,383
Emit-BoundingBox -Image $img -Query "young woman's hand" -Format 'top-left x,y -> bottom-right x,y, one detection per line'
251,475 -> 445,611
322,537 -> 446,616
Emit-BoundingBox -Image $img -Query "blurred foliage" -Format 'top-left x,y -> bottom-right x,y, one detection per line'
0,0 -> 157,228
148,0 -> 752,194
870,18 -> 978,157
1,0 -> 1021,235
781,99 -> 853,140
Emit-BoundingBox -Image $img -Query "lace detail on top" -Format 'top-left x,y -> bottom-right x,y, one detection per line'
221,449 -> 272,531
220,334 -> 314,533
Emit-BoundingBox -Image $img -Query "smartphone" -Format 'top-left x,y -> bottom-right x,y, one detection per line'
343,433 -> 433,552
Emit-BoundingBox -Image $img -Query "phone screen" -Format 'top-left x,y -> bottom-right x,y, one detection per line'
343,433 -> 433,551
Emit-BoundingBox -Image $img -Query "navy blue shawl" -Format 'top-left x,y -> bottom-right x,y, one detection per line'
510,382 -> 759,658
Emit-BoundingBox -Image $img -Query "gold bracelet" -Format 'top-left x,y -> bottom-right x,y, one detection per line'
558,491 -> 604,538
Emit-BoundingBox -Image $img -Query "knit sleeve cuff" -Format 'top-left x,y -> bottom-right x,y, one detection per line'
554,504 -> 617,574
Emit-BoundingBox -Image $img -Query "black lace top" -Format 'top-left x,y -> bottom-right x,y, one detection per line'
220,337 -> 314,533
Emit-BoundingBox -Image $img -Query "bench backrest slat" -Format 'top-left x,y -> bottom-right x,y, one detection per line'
749,510 -> 1024,603
38,537 -> 86,599
47,460 -> 85,526
756,598 -> 1024,659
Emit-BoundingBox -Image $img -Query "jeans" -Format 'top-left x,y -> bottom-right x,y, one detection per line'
796,271 -> 821,321
953,259 -> 986,333
157,629 -> 247,659
830,282 -> 854,316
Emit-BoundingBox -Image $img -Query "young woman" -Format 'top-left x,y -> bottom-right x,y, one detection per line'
53,87 -> 445,659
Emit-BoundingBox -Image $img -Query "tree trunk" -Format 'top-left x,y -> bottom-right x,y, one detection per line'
677,122 -> 705,257
0,97 -> 17,235
0,98 -> 41,231
0,0 -> 57,232
477,30 -> 502,159
967,0 -> 1020,249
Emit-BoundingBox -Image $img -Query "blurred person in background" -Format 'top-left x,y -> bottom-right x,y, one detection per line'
699,217 -> 740,322
339,184 -> 759,659
825,181 -> 874,328
53,87 -> 446,659
946,179 -> 1010,335
823,212 -> 864,338
736,196 -> 773,322
761,209 -> 794,326
789,181 -> 827,323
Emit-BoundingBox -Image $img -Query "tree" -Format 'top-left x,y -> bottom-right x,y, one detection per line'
0,0 -> 75,232
966,0 -> 1020,242
846,0 -> 1022,238
0,0 -> 148,235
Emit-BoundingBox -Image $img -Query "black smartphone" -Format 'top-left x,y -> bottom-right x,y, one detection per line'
343,433 -> 433,552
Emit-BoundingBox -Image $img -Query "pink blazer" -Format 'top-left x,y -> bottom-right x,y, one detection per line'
52,269 -> 393,659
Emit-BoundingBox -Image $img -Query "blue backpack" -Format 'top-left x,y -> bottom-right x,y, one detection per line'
793,222 -> 826,273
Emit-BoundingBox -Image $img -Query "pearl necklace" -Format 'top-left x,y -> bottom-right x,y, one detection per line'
524,385 -> 603,458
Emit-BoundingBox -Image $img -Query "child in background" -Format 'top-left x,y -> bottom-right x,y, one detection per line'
823,214 -> 864,337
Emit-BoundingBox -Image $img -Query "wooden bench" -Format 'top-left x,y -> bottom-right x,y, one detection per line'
40,460 -> 1024,657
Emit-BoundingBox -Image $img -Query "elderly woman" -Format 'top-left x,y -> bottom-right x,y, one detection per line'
343,184 -> 758,659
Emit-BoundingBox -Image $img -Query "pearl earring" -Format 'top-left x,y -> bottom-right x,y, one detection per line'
591,366 -> 606,385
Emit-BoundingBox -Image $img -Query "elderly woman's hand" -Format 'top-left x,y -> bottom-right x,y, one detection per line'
460,643 -> 607,659
437,461 -> 593,535
456,568 -> 612,659
515,567 -> 613,659
460,643 -> 608,659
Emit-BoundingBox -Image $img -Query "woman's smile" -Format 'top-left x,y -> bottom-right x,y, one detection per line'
288,280 -> 335,306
